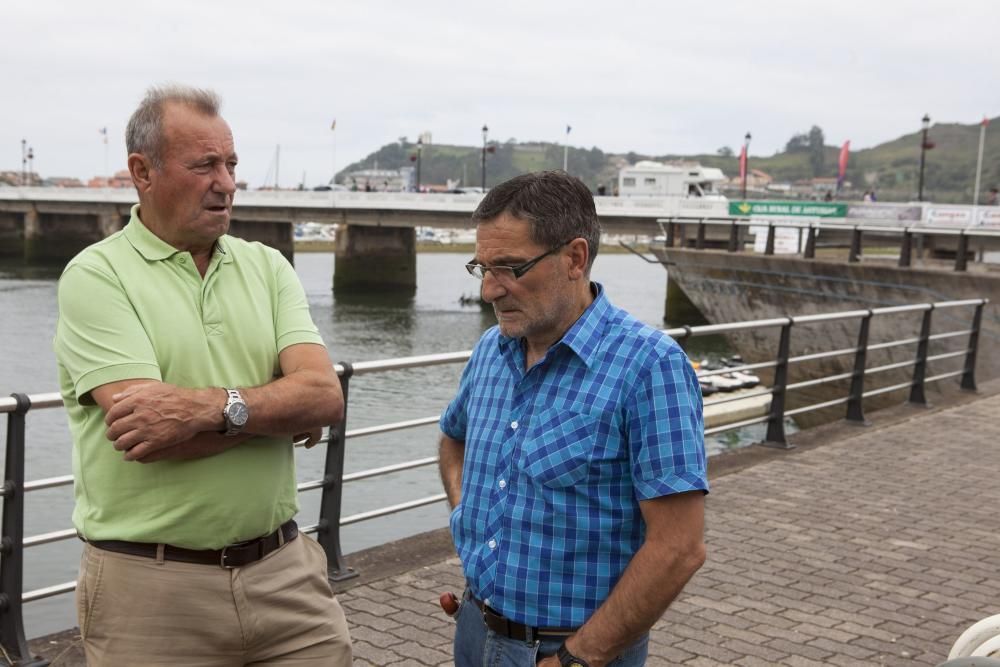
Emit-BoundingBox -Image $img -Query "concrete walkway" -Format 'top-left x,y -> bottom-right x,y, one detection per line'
31,387 -> 1000,666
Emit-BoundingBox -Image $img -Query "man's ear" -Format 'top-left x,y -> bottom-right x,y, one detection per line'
127,153 -> 153,193
566,237 -> 590,281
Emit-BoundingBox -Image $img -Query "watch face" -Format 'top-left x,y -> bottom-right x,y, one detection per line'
228,402 -> 249,426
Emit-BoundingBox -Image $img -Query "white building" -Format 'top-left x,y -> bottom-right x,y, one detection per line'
342,166 -> 415,192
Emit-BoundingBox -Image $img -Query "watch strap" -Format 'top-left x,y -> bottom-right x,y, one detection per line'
556,642 -> 591,667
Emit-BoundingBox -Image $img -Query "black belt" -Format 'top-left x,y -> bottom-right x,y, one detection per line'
84,519 -> 298,568
471,595 -> 576,642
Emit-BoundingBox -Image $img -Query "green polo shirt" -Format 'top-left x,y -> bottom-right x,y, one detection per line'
54,205 -> 325,549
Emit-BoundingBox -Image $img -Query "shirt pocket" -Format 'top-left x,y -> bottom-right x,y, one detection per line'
517,408 -> 598,488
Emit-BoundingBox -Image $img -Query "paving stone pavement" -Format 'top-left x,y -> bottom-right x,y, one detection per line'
339,393 -> 1000,666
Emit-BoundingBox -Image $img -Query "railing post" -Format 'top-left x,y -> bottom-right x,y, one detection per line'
764,224 -> 775,256
762,320 -> 793,448
955,232 -> 969,272
695,219 -> 706,250
849,227 -> 863,263
727,221 -> 739,252
845,311 -> 873,423
0,394 -> 49,666
909,306 -> 934,406
316,364 -> 359,582
899,230 -> 912,268
961,302 -> 984,391
804,225 -> 816,259
665,221 -> 675,248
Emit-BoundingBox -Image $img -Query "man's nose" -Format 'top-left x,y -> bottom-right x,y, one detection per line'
213,165 -> 237,196
479,271 -> 507,304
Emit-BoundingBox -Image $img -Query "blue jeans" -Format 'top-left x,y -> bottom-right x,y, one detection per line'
453,593 -> 648,666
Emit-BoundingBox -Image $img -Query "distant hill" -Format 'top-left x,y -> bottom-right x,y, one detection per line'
338,118 -> 1000,204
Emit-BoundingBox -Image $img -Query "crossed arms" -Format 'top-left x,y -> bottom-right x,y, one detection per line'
94,343 -> 343,463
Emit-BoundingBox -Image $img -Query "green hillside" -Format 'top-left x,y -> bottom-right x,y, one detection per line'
338,118 -> 1000,204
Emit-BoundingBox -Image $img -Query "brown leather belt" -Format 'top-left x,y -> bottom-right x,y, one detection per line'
471,594 -> 576,642
84,519 -> 298,568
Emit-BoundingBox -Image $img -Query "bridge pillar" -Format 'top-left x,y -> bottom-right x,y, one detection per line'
23,210 -> 106,264
0,211 -> 23,258
333,225 -> 416,292
229,218 -> 294,264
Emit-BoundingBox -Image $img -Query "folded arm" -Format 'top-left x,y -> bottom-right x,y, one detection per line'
97,343 -> 343,463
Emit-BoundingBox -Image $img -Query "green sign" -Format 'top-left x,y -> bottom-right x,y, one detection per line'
728,200 -> 848,218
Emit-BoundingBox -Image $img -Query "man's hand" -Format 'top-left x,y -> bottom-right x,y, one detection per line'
104,383 -> 222,461
293,427 -> 324,449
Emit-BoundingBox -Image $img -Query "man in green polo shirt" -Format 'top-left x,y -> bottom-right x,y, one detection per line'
54,84 -> 352,666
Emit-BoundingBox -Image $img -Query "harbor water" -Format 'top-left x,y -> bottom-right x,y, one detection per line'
1,250 -> 748,638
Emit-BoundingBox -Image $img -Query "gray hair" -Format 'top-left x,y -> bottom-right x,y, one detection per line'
125,84 -> 221,166
472,171 -> 602,272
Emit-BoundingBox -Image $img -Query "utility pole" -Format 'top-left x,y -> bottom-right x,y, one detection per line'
481,124 -> 488,191
917,114 -> 931,202
20,139 -> 27,186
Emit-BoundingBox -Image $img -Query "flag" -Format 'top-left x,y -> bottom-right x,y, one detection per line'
738,143 -> 747,183
99,127 -> 108,144
983,116 -> 990,128
566,124 -> 572,136
837,140 -> 850,191
330,119 -> 337,131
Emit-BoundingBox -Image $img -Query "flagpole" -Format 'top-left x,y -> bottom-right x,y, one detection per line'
330,119 -> 337,186
563,124 -> 571,172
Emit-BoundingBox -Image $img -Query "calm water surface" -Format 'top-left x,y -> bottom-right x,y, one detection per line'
0,250 -> 748,637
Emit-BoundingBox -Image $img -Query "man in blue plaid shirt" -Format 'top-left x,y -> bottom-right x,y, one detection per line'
439,171 -> 708,667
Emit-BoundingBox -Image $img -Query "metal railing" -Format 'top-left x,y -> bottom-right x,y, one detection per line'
0,298 -> 986,663
655,216 -> 1000,272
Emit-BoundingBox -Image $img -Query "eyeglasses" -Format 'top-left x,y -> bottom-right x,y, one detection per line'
465,242 -> 570,281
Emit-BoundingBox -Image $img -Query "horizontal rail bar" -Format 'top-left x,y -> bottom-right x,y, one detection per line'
925,370 -> 966,384
784,396 -> 850,417
928,329 -> 973,341
786,372 -> 855,391
23,528 -> 78,548
703,388 -> 774,406
696,362 -> 771,378
343,457 -> 439,483
933,299 -> 989,310
24,474 -> 74,492
925,350 -> 969,364
340,493 -> 449,526
867,337 -> 920,352
297,479 -> 325,493
345,416 -> 441,439
863,359 -> 917,376
862,381 -> 916,399
0,392 -> 62,413
704,415 -> 770,436
337,351 -> 471,376
788,346 -> 858,364
23,581 -> 76,603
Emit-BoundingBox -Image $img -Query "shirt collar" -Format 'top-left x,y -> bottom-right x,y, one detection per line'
497,282 -> 611,370
123,204 -> 232,264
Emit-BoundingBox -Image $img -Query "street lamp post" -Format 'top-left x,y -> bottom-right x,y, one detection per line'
416,137 -> 423,192
481,124 -> 488,191
20,139 -> 27,187
917,114 -> 931,202
741,132 -> 752,200
26,146 -> 34,186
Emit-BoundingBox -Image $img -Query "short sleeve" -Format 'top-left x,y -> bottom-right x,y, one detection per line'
439,346 -> 479,442
54,263 -> 162,404
271,251 -> 325,352
625,345 -> 708,500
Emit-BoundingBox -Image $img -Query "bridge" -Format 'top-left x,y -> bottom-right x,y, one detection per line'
0,188 -> 723,290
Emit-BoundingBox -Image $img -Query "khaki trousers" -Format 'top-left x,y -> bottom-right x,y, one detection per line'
77,533 -> 352,666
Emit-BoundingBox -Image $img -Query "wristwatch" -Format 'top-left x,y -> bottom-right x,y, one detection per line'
556,642 -> 591,667
221,388 -> 249,436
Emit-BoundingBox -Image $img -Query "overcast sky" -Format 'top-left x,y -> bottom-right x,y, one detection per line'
2,0 -> 998,188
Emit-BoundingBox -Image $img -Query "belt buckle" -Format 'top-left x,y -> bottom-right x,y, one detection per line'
220,544 -> 237,569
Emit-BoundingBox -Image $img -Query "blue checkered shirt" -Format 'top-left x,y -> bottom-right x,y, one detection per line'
440,284 -> 707,628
